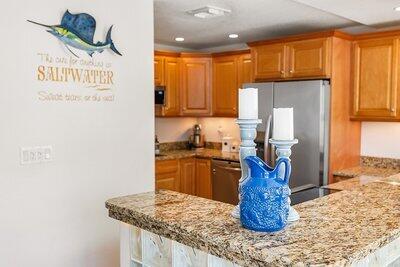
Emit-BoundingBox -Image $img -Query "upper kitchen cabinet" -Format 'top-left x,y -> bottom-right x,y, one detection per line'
154,52 -> 181,117
213,52 -> 253,117
212,54 -> 239,117
351,36 -> 400,121
248,31 -> 340,81
251,43 -> 286,80
286,38 -> 331,78
237,53 -> 254,86
154,55 -> 164,86
181,56 -> 212,116
162,57 -> 181,116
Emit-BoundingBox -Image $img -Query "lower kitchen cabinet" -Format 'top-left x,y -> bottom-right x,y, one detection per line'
156,158 -> 212,199
179,158 -> 196,195
195,158 -> 212,199
155,159 -> 180,191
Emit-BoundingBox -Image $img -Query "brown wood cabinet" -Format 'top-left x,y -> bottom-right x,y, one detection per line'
195,158 -> 212,199
154,53 -> 181,117
155,159 -> 180,191
351,37 -> 399,120
250,37 -> 331,80
252,43 -> 286,80
287,38 -> 330,78
163,57 -> 181,116
212,55 -> 238,117
179,158 -> 196,195
181,57 -> 212,116
154,56 -> 164,86
213,52 -> 253,117
156,157 -> 212,199
237,53 -> 253,86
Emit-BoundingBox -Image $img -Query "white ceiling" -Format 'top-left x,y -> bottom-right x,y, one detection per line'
154,0 -> 400,50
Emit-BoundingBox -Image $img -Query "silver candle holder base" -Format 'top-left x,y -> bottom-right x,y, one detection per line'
269,138 -> 300,222
231,119 -> 262,219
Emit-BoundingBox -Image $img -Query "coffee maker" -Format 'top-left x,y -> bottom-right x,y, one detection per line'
189,124 -> 205,149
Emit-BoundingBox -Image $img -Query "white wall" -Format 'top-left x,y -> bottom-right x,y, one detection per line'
197,118 -> 240,142
0,1 -> 154,266
155,117 -> 240,143
155,117 -> 198,142
361,122 -> 400,158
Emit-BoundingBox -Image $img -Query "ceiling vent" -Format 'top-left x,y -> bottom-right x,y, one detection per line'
187,6 -> 231,19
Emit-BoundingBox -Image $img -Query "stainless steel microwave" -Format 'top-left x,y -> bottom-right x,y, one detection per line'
155,86 -> 165,105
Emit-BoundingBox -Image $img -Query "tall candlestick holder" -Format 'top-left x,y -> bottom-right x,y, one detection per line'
269,139 -> 300,222
231,119 -> 262,219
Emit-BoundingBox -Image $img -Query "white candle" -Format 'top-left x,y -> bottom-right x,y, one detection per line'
273,108 -> 294,140
238,88 -> 258,119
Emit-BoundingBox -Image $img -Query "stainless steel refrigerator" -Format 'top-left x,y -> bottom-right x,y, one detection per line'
243,80 -> 330,190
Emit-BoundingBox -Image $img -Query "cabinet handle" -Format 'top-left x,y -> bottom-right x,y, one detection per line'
391,108 -> 395,112
280,70 -> 284,74
289,70 -> 293,73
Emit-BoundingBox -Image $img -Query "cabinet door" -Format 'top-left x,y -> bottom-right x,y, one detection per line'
287,38 -> 330,78
252,44 -> 286,80
213,56 -> 238,117
179,158 -> 196,195
238,53 -> 253,86
181,58 -> 212,116
352,38 -> 399,119
195,159 -> 212,199
154,56 -> 164,86
163,57 -> 180,116
155,160 -> 180,191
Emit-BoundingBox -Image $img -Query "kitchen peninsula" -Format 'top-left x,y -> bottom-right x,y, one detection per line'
106,174 -> 400,267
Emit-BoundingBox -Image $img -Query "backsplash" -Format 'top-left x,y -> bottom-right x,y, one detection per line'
155,117 -> 240,143
361,156 -> 400,169
159,141 -> 222,152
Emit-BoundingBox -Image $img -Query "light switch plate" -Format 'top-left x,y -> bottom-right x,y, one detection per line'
20,146 -> 53,165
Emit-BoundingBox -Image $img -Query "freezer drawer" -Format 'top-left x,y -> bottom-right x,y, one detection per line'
211,159 -> 241,205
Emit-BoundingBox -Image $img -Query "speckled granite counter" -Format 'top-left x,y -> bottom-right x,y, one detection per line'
155,148 -> 240,162
106,179 -> 400,266
332,165 -> 399,179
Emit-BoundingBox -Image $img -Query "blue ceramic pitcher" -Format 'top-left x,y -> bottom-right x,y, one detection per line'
240,156 -> 291,232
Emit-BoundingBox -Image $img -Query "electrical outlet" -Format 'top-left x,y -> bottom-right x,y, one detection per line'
20,146 -> 53,165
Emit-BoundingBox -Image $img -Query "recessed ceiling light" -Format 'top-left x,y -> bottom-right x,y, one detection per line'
229,34 -> 239,39
175,37 -> 184,42
394,6 -> 400,11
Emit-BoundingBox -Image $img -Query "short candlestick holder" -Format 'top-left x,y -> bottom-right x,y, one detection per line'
231,119 -> 262,219
269,138 -> 300,223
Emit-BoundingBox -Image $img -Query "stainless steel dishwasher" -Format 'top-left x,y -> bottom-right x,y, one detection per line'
211,159 -> 241,205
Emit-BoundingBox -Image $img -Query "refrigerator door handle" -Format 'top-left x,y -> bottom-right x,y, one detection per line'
264,115 -> 273,166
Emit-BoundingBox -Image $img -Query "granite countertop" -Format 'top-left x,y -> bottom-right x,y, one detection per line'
156,148 -> 240,162
332,165 -> 400,178
324,175 -> 383,191
106,175 -> 400,266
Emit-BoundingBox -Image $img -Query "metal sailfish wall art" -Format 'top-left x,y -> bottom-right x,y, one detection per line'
28,10 -> 122,58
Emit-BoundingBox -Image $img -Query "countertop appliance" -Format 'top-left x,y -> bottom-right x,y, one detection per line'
189,124 -> 205,148
244,80 -> 330,189
211,158 -> 339,206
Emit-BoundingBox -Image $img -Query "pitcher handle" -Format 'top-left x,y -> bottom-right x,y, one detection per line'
275,158 -> 291,185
